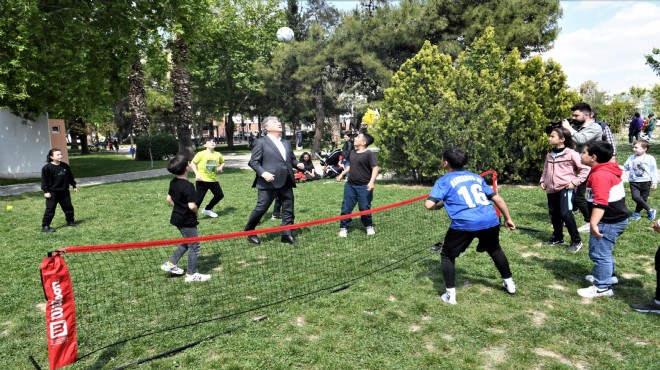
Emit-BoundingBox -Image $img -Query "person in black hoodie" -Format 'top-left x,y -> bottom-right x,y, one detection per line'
40,148 -> 77,232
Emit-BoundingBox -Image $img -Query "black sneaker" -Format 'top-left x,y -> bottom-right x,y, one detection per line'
541,239 -> 565,246
41,226 -> 56,233
67,221 -> 76,227
430,242 -> 443,252
566,241 -> 583,253
630,300 -> 660,314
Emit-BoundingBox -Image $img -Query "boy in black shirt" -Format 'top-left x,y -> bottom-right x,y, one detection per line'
160,156 -> 211,282
40,148 -> 78,232
336,133 -> 379,237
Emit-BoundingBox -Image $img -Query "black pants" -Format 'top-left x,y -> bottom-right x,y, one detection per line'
440,226 -> 512,288
272,197 -> 281,217
245,184 -> 294,236
630,181 -> 651,213
573,181 -> 590,223
655,246 -> 660,300
548,190 -> 580,243
42,190 -> 74,227
195,181 -> 224,210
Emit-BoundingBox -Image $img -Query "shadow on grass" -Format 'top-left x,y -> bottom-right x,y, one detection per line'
416,257 -> 508,295
85,342 -> 125,370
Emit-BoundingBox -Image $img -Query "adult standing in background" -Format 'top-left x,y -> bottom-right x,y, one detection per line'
244,116 -> 304,245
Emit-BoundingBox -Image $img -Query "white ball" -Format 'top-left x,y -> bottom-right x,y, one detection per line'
276,27 -> 295,42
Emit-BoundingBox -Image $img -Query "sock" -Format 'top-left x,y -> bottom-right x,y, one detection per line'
446,287 -> 456,295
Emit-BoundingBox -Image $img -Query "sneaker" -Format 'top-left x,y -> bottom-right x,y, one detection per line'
161,262 -> 184,275
185,273 -> 211,282
41,226 -> 56,233
338,228 -> 348,238
630,212 -> 642,220
201,209 -> 218,218
430,242 -> 443,252
66,221 -> 76,227
630,300 -> 660,314
441,291 -> 457,305
577,285 -> 614,298
502,279 -> 516,294
577,223 -> 590,233
585,275 -> 618,285
271,214 -> 282,220
649,209 -> 657,220
366,226 -> 375,236
541,239 -> 565,246
566,241 -> 583,253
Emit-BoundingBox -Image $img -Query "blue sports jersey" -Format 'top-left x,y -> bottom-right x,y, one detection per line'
429,170 -> 500,231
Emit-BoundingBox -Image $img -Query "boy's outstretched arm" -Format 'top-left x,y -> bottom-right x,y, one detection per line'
424,198 -> 444,210
166,195 -> 174,207
491,195 -> 516,230
188,202 -> 198,214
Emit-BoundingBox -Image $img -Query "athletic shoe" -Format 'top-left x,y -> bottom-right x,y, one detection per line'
271,214 -> 282,220
502,279 -> 516,294
430,242 -> 443,252
630,212 -> 642,220
542,239 -> 565,246
585,275 -> 618,285
366,226 -> 375,236
185,273 -> 211,282
338,228 -> 348,238
577,223 -> 590,233
649,209 -> 657,220
577,285 -> 614,298
630,300 -> 660,314
441,291 -> 457,305
41,226 -> 56,233
161,262 -> 184,275
201,209 -> 218,218
566,241 -> 583,253
66,221 -> 76,227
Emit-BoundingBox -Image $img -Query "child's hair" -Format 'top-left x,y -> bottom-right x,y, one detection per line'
299,152 -> 312,164
585,141 -> 613,163
46,148 -> 61,163
552,127 -> 575,149
634,139 -> 650,150
442,147 -> 468,169
203,138 -> 214,144
167,155 -> 189,175
361,133 -> 374,147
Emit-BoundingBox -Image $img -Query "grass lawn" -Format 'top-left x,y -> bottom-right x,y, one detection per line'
1,139 -> 659,369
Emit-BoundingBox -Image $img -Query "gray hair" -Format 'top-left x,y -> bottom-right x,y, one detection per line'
262,116 -> 280,130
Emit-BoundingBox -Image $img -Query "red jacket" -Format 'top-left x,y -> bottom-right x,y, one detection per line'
586,161 -> 629,223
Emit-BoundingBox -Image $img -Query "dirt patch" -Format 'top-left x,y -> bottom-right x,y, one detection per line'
521,252 -> 541,258
481,346 -> 507,369
548,284 -> 566,291
388,295 -> 397,302
534,348 -> 586,369
529,310 -> 546,327
295,316 -> 306,326
410,324 -> 421,332
425,342 -> 436,351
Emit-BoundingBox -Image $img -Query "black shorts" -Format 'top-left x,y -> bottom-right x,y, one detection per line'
442,225 -> 501,258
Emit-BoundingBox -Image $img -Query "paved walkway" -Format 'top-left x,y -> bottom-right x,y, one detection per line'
0,152 -> 256,197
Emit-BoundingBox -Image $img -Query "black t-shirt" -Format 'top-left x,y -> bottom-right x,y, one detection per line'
303,161 -> 315,173
347,150 -> 378,185
168,177 -> 199,228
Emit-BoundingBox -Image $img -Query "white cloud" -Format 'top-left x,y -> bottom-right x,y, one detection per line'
543,1 -> 660,94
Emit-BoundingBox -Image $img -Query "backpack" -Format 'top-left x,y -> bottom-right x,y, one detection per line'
595,119 -> 609,142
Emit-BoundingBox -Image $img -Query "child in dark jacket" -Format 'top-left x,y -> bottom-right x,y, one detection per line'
40,148 -> 78,232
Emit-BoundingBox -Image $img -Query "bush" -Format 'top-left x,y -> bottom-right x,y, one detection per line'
135,133 -> 178,161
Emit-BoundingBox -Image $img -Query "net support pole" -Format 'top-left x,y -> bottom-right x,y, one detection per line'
40,252 -> 78,370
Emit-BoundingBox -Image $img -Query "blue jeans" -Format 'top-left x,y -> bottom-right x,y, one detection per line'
339,183 -> 373,229
588,219 -> 628,288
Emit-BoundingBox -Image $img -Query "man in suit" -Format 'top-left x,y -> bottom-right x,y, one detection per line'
245,116 -> 304,244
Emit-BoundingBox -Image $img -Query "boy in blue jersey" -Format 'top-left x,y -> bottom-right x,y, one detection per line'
425,147 -> 517,305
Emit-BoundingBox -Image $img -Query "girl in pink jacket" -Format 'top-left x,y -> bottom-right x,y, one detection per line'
540,128 -> 591,252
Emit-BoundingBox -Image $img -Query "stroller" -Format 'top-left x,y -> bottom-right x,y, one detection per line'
315,148 -> 344,178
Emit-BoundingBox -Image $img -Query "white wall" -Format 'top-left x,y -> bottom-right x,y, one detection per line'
0,109 -> 51,179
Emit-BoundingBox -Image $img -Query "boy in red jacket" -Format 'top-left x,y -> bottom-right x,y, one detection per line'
578,141 -> 629,298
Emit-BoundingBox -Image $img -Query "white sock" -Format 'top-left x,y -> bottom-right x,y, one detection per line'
446,288 -> 456,295
504,277 -> 514,285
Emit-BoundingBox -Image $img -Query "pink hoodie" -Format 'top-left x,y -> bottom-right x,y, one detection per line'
540,147 -> 590,193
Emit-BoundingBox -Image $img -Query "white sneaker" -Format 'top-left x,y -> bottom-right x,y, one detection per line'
185,273 -> 211,282
338,228 -> 348,238
502,278 -> 516,294
161,262 -> 184,275
577,223 -> 590,233
577,285 -> 614,298
366,226 -> 375,236
201,209 -> 218,218
585,275 -> 619,285
441,291 -> 457,305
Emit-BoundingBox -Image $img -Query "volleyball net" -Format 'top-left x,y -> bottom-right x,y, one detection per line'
38,171 -> 498,369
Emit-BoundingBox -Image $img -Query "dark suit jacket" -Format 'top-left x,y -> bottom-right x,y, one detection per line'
249,135 -> 298,189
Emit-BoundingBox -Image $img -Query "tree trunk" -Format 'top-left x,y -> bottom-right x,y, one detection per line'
226,111 -> 235,150
75,117 -> 90,154
312,82 -> 325,155
330,115 -> 341,148
171,35 -> 194,160
128,58 -> 150,136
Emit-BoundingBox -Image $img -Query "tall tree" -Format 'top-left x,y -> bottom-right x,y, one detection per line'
646,47 -> 660,76
579,80 -> 607,110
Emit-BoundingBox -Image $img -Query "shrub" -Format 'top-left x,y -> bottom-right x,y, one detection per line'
135,133 -> 178,161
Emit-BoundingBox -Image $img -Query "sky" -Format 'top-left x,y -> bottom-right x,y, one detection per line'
329,0 -> 660,94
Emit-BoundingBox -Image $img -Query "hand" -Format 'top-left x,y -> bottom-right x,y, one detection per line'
561,119 -> 572,130
336,174 -> 343,182
44,192 -> 51,199
652,184 -> 657,190
262,171 -> 275,182
504,219 -> 516,230
566,183 -> 575,190
296,163 -> 304,170
590,224 -> 602,238
652,220 -> 660,233
195,174 -> 203,181
73,187 -> 78,193
367,182 -> 374,191
540,183 -> 546,190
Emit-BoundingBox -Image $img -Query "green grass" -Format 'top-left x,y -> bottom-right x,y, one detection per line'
1,139 -> 660,369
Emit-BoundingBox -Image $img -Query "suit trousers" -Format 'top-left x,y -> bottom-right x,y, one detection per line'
245,184 -> 295,235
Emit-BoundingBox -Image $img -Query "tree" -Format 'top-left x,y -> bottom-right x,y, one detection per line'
579,80 -> 607,109
376,27 -> 577,183
645,47 -> 660,76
